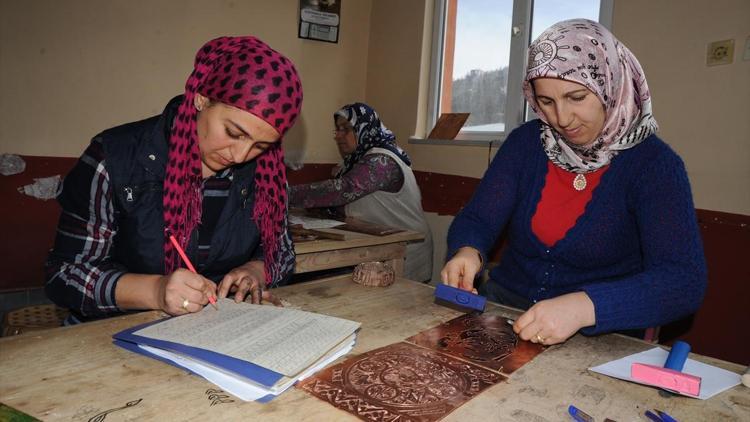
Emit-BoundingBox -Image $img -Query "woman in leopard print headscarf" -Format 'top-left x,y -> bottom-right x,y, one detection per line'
46,36 -> 303,323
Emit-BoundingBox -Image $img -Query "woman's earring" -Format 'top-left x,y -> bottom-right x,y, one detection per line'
194,95 -> 207,112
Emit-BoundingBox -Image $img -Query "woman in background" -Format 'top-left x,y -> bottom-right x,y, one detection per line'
441,19 -> 706,345
290,103 -> 433,282
46,36 -> 302,324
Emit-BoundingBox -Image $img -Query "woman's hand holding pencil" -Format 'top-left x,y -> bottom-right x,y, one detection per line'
166,234 -> 219,314
157,268 -> 219,315
165,233 -> 280,311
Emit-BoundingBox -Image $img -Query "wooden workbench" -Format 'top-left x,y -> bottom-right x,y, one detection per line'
293,228 -> 424,276
0,275 -> 747,421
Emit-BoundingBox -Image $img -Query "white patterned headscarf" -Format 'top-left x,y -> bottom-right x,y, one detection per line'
334,102 -> 411,177
522,19 -> 658,173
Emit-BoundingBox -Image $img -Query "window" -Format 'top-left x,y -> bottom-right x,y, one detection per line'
425,0 -> 612,142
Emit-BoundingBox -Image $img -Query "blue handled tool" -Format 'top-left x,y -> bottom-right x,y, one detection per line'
434,283 -> 486,313
664,341 -> 690,371
568,405 -> 594,422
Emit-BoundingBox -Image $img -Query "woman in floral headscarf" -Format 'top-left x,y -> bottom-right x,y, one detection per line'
46,36 -> 302,324
290,103 -> 433,282
442,19 -> 706,344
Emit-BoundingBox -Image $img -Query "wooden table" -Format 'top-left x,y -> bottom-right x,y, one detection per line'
1,275 -> 747,421
293,227 -> 424,276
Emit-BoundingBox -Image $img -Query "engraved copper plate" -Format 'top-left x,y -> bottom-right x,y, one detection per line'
297,342 -> 505,421
405,314 -> 546,374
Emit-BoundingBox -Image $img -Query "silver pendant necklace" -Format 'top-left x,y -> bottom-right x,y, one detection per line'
573,174 -> 587,191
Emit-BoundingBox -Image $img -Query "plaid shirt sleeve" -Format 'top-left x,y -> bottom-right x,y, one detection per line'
45,138 -> 127,318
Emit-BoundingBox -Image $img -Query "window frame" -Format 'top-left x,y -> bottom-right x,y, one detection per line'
422,0 -> 613,144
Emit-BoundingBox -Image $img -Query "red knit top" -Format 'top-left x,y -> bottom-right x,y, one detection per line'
532,161 -> 609,247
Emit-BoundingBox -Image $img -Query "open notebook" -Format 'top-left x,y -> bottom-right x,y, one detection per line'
113,298 -> 360,402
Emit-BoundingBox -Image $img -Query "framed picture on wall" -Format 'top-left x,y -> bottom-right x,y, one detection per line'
298,0 -> 341,43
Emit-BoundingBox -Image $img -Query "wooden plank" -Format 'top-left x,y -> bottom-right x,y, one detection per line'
291,216 -> 422,275
0,276 -> 747,421
289,225 -> 347,241
336,217 -> 404,236
0,277 -> 461,421
294,242 -> 406,274
293,229 -> 423,254
427,112 -> 470,140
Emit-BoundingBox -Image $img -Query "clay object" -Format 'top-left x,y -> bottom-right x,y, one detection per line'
352,261 -> 395,287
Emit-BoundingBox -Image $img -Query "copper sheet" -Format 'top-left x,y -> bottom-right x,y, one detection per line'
297,342 -> 505,421
406,314 -> 546,374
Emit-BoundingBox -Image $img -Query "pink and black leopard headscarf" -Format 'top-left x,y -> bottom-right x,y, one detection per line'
164,36 -> 302,285
522,19 -> 658,173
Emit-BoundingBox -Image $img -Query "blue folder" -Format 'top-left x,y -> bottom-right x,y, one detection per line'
112,318 -> 284,401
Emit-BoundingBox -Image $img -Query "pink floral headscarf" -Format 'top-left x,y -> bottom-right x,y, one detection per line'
164,36 -> 302,285
523,19 -> 658,172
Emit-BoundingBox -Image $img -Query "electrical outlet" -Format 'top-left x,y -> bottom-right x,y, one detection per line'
706,39 -> 734,66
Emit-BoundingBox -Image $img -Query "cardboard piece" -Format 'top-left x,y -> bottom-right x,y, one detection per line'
427,113 -> 470,140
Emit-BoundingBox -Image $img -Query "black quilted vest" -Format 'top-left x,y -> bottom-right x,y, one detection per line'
100,96 -> 261,282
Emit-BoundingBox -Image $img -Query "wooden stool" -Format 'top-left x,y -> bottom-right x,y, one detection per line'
1,304 -> 68,336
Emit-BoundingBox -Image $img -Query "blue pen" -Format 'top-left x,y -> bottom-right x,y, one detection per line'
656,409 -> 678,422
645,409 -> 679,422
568,405 -> 594,422
644,410 -> 662,422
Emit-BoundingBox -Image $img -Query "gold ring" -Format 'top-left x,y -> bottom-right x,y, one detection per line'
182,299 -> 190,310
536,334 -> 545,343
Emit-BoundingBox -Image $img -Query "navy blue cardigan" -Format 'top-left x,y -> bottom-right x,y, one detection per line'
447,120 -> 707,335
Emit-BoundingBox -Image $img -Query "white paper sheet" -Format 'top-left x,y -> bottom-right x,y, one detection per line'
140,337 -> 354,402
589,347 -> 741,399
134,298 -> 360,377
289,214 -> 345,229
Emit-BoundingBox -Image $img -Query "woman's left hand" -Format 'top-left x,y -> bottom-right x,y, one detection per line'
513,292 -> 596,345
217,261 -> 281,305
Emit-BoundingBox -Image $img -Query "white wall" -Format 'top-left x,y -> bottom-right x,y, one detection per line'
0,0 -> 372,165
